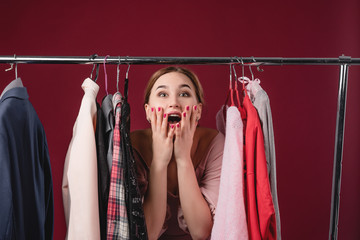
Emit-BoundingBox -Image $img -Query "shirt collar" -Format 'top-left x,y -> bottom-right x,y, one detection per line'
0,78 -> 24,99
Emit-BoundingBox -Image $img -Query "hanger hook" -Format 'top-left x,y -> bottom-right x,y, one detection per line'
254,56 -> 264,72
89,54 -> 98,80
240,57 -> 245,79
234,57 -> 246,89
232,63 -> 238,88
103,55 -> 110,95
257,64 -> 264,72
234,56 -> 242,79
230,57 -> 238,88
228,60 -> 235,106
5,54 -> 17,79
126,63 -> 131,79
116,56 -> 121,92
94,64 -> 100,82
229,62 -> 232,88
14,54 -> 17,79
249,57 -> 254,81
5,63 -> 14,72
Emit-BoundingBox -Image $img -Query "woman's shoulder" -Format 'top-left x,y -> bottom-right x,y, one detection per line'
193,127 -> 223,165
131,128 -> 151,143
196,127 -> 222,143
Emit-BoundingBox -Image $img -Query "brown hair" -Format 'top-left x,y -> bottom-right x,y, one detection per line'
144,66 -> 205,105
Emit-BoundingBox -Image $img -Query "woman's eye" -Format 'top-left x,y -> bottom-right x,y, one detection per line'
158,92 -> 167,97
179,92 -> 190,97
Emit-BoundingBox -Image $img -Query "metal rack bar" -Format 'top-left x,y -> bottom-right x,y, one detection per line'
0,55 -> 359,65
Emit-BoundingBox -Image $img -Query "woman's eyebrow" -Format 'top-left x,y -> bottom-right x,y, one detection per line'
155,84 -> 191,90
179,84 -> 191,89
156,85 -> 168,90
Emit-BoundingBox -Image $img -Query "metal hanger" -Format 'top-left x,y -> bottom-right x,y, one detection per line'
125,62 -> 131,80
249,57 -> 255,81
103,55 -> 110,95
235,57 -> 248,88
123,56 -> 131,100
229,62 -> 235,106
5,54 -> 18,79
89,54 -> 100,82
232,62 -> 242,108
116,56 -> 121,92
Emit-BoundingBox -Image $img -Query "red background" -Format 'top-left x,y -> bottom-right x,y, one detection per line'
1,0 -> 359,239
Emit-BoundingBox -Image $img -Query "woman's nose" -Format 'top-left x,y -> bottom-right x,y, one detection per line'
168,96 -> 180,108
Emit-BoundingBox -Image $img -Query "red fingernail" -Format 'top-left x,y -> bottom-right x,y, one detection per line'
151,107 -> 154,112
171,124 -> 174,129
158,107 -> 161,112
164,113 -> 166,118
183,112 -> 186,117
194,105 -> 197,110
186,106 -> 190,111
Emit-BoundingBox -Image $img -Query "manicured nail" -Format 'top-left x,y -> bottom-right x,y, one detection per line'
151,107 -> 154,112
176,123 -> 180,128
164,113 -> 167,118
171,124 -> 174,129
186,106 -> 190,111
158,107 -> 161,112
194,105 -> 197,110
183,112 -> 186,117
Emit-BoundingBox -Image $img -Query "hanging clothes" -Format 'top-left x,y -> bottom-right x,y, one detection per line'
62,78 -> 100,240
96,100 -> 110,240
0,78 -> 54,239
121,77 -> 148,239
107,92 -> 130,239
101,94 -> 115,174
249,81 -> 281,240
243,92 -> 276,240
212,105 -> 249,239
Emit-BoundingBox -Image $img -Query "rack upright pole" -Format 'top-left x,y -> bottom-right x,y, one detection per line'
329,63 -> 349,240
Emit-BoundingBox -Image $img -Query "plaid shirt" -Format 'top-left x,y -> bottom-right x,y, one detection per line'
107,93 -> 130,239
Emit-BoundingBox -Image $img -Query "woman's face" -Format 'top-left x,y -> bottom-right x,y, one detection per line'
145,72 -> 202,124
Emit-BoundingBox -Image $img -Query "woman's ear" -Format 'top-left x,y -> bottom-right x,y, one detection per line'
144,104 -> 151,122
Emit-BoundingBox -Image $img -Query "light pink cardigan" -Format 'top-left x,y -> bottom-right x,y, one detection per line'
211,106 -> 249,239
62,78 -> 100,240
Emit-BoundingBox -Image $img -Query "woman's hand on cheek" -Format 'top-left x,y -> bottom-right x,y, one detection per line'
173,105 -> 199,165
150,107 -> 175,167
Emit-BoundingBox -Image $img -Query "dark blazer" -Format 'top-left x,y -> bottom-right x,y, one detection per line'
0,87 -> 54,239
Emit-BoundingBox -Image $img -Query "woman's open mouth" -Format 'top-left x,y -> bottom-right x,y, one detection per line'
168,114 -> 181,124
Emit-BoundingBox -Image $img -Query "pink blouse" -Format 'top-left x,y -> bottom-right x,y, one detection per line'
133,132 -> 225,239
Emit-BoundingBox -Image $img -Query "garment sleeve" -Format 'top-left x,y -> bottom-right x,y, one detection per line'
178,133 -> 225,233
0,131 -> 13,238
42,136 -> 54,240
133,148 -> 171,237
133,148 -> 149,200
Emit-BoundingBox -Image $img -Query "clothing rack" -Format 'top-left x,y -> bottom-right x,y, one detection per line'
1,55 -> 359,240
0,55 -> 360,65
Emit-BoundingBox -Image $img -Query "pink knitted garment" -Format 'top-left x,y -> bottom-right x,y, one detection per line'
211,106 -> 248,240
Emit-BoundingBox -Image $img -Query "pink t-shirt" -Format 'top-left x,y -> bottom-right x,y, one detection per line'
133,132 -> 225,239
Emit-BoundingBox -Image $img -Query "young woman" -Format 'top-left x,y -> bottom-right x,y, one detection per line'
131,67 -> 224,240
